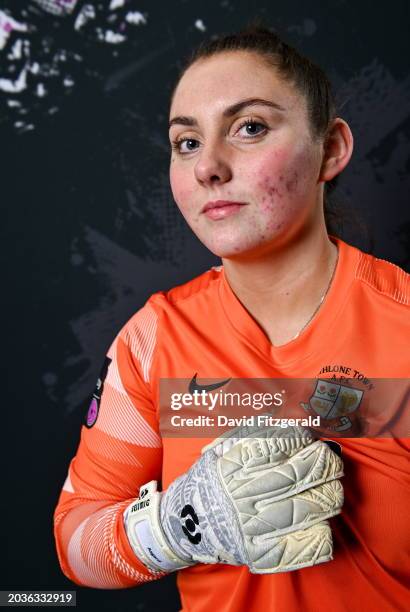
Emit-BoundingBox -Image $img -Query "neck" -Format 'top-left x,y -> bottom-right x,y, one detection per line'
221,223 -> 338,347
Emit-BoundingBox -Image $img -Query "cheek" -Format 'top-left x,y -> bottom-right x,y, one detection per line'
255,146 -> 317,203
250,152 -> 289,226
248,146 -> 318,231
170,165 -> 195,212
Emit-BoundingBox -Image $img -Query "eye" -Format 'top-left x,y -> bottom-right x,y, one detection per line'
171,137 -> 200,154
236,119 -> 267,138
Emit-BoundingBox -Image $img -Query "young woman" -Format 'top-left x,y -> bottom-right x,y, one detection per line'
54,26 -> 409,612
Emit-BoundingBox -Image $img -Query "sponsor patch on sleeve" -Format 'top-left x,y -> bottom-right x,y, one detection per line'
85,356 -> 112,428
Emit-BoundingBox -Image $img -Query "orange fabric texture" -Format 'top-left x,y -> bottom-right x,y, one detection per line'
54,237 -> 410,611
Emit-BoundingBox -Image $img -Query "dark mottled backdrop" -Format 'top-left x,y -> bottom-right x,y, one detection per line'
2,0 -> 409,610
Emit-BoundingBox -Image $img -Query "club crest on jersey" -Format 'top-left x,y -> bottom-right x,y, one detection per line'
301,379 -> 363,433
85,356 -> 112,428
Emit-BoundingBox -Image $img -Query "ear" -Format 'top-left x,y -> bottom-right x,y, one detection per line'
319,118 -> 354,183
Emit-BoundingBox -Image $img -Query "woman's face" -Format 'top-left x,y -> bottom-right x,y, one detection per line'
169,51 -> 325,259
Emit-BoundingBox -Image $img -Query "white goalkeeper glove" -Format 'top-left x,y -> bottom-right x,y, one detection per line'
123,425 -> 343,574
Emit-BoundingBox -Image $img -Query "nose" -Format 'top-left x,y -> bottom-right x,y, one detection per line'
194,140 -> 232,186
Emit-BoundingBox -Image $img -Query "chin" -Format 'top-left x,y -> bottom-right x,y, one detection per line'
199,237 -> 267,260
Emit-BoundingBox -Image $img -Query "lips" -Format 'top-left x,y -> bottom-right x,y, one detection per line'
201,200 -> 248,221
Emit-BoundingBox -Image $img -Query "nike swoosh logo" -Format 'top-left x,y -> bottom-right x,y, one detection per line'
189,373 -> 231,394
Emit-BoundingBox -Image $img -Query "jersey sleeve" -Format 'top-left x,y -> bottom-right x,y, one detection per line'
53,301 -> 165,588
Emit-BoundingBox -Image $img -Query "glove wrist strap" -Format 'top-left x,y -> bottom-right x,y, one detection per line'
123,480 -> 193,573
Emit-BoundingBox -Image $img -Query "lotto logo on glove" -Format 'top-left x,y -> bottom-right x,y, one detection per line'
124,425 -> 344,574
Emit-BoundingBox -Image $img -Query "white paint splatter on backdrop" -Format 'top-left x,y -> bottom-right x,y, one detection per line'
7,38 -> 23,60
29,61 -> 40,75
104,30 -> 126,44
125,11 -> 146,26
0,65 -> 28,92
109,0 -> 126,10
0,11 -> 28,50
14,120 -> 34,132
32,0 -> 79,17
63,75 -> 75,87
194,19 -> 206,32
36,82 -> 47,97
74,4 -> 96,32
1,2 -> 150,133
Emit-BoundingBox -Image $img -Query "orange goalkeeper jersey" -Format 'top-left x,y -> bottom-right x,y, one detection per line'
54,236 -> 410,612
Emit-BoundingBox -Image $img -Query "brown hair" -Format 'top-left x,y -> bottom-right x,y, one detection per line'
170,23 -> 344,234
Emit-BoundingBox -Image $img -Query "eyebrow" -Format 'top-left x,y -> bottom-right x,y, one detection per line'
168,97 -> 287,129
